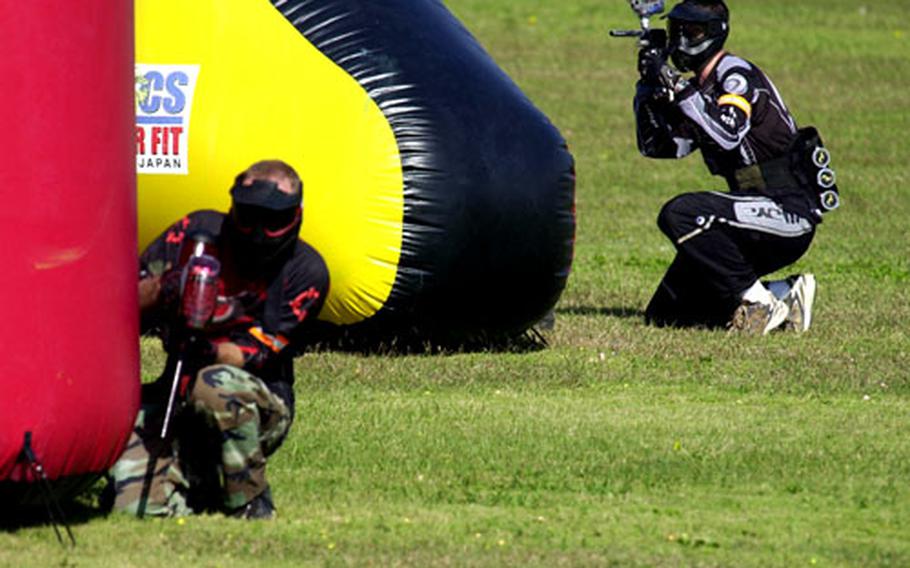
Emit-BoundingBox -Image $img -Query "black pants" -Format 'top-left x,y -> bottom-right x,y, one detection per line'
646,190 -> 816,328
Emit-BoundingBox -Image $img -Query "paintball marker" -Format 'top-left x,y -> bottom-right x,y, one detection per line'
611,0 -> 682,100
610,0 -> 665,42
160,231 -> 221,439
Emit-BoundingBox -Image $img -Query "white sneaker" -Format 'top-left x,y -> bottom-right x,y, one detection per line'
782,273 -> 816,332
729,298 -> 790,335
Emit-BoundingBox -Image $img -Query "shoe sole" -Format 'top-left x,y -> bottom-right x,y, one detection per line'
730,300 -> 789,335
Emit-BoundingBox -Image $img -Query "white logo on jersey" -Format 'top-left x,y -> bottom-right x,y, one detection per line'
723,73 -> 748,96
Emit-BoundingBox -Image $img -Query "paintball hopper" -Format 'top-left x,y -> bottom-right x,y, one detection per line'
181,254 -> 220,331
610,0 -> 666,38
177,230 -> 221,331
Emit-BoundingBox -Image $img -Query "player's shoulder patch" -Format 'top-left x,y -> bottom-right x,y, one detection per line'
715,55 -> 754,95
722,73 -> 749,96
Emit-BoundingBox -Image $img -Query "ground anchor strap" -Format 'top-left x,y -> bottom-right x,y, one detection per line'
20,431 -> 76,547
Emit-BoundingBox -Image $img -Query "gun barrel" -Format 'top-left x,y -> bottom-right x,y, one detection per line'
160,358 -> 183,439
609,29 -> 644,38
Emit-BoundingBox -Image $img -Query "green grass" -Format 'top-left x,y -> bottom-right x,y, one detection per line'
3,1 -> 909,566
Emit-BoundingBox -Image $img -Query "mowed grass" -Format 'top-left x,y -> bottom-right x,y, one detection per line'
3,1 -> 909,566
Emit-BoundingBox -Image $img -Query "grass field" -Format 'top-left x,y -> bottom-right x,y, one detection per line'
3,0 -> 909,566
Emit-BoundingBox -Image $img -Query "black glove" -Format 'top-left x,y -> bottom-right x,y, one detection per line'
656,63 -> 690,97
638,47 -> 665,85
640,28 -> 667,51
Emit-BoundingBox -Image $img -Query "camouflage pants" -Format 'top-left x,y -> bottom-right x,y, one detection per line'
108,364 -> 291,517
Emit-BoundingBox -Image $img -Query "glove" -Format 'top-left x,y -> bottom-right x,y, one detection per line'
640,28 -> 667,51
657,63 -> 690,97
637,47 -> 665,84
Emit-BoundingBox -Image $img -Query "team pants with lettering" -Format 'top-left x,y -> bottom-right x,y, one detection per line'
646,191 -> 816,328
107,364 -> 291,516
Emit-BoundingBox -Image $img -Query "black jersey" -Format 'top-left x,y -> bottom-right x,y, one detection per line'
635,52 -> 799,179
140,210 -> 330,411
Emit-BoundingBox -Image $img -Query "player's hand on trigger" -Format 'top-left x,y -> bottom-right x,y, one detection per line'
657,63 -> 689,98
215,342 -> 245,367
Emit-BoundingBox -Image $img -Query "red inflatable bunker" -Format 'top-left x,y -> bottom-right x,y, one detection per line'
0,2 -> 139,504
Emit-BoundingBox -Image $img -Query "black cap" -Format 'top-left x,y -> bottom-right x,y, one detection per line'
230,179 -> 302,211
665,0 -> 727,22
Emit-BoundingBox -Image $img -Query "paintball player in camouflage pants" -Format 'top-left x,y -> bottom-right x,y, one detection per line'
107,160 -> 329,519
109,366 -> 292,518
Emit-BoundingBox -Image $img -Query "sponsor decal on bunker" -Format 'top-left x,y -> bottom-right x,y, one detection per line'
135,64 -> 200,175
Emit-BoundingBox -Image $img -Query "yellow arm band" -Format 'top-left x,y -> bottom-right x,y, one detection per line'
718,94 -> 752,118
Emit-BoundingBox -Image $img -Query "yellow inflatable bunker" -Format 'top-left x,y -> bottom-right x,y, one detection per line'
136,0 -> 575,340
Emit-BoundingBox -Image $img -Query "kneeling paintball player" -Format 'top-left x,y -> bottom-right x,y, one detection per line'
626,0 -> 840,333
107,160 -> 329,519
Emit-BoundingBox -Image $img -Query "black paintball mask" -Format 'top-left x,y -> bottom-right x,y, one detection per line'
666,0 -> 729,72
225,177 -> 302,276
